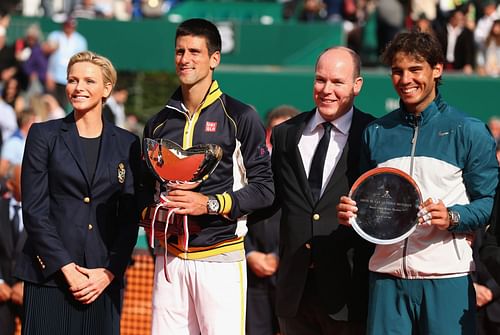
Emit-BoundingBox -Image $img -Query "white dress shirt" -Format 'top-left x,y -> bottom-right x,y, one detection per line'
298,108 -> 353,198
446,23 -> 463,63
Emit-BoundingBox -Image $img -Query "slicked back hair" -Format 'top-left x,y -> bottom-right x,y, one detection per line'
67,51 -> 116,88
67,51 -> 117,102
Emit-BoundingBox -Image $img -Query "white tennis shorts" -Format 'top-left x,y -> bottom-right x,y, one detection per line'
152,254 -> 247,335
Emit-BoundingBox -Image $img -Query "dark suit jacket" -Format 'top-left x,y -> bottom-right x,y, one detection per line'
245,210 -> 281,335
473,227 -> 500,326
271,108 -> 375,320
14,113 -> 140,288
245,210 -> 280,289
0,198 -> 26,286
0,197 -> 26,334
481,182 -> 500,293
437,24 -> 476,70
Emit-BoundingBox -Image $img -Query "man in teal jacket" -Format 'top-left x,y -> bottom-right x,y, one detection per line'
338,31 -> 498,334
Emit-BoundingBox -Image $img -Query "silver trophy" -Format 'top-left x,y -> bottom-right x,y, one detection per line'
349,167 -> 422,245
140,138 -> 223,251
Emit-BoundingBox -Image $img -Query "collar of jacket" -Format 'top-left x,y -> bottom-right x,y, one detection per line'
398,91 -> 446,127
167,80 -> 223,114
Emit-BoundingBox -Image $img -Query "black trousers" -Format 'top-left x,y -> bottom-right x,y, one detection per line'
477,308 -> 500,335
22,282 -> 121,335
246,285 -> 279,335
0,300 -> 22,335
278,270 -> 365,335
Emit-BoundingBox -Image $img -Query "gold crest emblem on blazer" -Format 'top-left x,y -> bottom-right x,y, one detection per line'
118,162 -> 126,184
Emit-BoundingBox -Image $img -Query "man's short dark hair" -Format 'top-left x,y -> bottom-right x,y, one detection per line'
176,18 -> 222,56
381,31 -> 445,85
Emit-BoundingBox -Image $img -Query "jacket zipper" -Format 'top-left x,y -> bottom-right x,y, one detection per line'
402,118 -> 420,278
163,104 -> 198,148
152,105 -> 190,137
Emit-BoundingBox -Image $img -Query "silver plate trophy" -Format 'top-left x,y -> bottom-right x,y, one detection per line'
348,167 -> 422,245
139,138 -> 223,246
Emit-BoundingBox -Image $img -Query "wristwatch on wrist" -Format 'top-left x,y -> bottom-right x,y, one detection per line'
447,209 -> 460,230
207,195 -> 220,215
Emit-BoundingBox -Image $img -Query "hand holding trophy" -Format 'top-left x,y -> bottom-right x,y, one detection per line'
348,167 -> 422,244
140,138 -> 223,269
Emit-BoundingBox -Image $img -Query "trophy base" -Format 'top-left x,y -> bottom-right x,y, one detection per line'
140,205 -> 202,240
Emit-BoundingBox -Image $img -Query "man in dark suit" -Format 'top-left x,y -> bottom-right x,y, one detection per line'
245,105 -> 299,335
436,7 -> 476,74
473,227 -> 500,335
0,164 -> 26,335
271,46 -> 375,335
481,183 -> 500,286
478,182 -> 500,335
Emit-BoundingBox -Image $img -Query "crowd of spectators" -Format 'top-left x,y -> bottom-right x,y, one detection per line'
1,0 -> 181,21
0,10 -> 140,156
285,0 -> 500,76
3,0 -> 500,76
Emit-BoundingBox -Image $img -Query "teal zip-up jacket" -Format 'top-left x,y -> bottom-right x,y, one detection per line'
362,93 -> 498,279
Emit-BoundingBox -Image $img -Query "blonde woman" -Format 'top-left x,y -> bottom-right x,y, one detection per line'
15,51 -> 140,335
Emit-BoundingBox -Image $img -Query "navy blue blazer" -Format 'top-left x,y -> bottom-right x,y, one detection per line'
14,113 -> 140,287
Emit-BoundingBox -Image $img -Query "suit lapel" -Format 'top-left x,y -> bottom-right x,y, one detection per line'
321,108 -> 363,201
60,113 -> 91,187
287,111 -> 316,206
92,120 -> 116,187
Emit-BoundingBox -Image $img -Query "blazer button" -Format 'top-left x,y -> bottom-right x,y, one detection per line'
36,255 -> 46,269
88,224 -> 93,230
305,243 -> 311,249
313,213 -> 320,221
83,197 -> 91,204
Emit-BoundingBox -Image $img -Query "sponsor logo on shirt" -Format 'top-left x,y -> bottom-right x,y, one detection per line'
205,121 -> 217,132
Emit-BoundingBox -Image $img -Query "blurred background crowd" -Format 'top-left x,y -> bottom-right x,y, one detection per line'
0,0 -> 499,73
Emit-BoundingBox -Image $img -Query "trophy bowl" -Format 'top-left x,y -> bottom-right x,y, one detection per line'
143,138 -> 223,189
348,167 -> 422,245
140,138 -> 223,242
